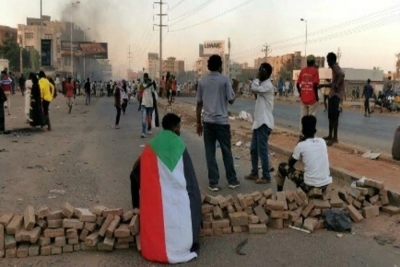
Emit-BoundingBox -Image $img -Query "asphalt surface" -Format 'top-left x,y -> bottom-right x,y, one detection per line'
1,96 -> 399,266
180,97 -> 398,153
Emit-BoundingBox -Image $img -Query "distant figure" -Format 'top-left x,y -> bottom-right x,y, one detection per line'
84,78 -> 91,105
362,79 -> 373,117
113,81 -> 123,129
19,74 -> 26,96
0,83 -> 6,131
25,73 -> 33,122
0,71 -> 12,115
38,70 -> 55,131
65,77 -> 75,114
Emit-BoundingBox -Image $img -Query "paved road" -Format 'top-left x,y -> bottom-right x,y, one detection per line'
181,97 -> 398,153
1,96 -> 399,266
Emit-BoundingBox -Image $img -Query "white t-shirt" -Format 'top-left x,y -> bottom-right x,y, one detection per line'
250,78 -> 275,130
292,138 -> 332,187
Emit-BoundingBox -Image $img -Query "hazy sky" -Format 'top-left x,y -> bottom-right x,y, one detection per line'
3,0 -> 400,73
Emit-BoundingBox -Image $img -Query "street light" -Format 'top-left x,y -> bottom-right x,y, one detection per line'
83,27 -> 90,80
300,18 -> 308,59
70,1 -> 80,78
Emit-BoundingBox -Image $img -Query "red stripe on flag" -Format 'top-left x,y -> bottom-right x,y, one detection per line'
140,146 -> 168,262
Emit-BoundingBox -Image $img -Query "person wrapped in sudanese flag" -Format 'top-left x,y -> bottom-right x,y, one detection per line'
130,113 -> 202,264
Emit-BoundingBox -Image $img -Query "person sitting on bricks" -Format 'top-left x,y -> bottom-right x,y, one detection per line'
130,113 -> 201,264
276,115 -> 332,193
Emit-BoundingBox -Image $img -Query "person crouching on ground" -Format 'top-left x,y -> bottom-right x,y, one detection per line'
276,115 -> 332,193
130,113 -> 201,264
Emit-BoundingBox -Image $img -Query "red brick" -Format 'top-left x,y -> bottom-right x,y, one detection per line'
63,219 -> 84,229
251,191 -> 262,202
204,195 -> 220,205
84,222 -> 96,232
276,192 -> 288,210
381,206 -> 400,215
236,194 -> 247,209
244,207 -> 253,215
362,206 -> 379,219
263,188 -> 274,199
232,197 -> 243,211
266,199 -> 285,211
74,208 -> 96,223
218,197 -> 229,209
66,229 -> 78,239
54,236 -> 66,247
244,195 -> 255,207
79,229 -> 89,241
293,217 -> 303,228
62,244 -> 74,253
309,209 -> 321,217
380,190 -> 389,206
307,188 -> 322,198
91,205 -> 108,216
48,219 -> 63,229
40,245 -> 51,256
48,210 -> 64,220
227,205 -> 235,213
37,219 -> 47,228
85,231 -> 100,247
258,197 -> 267,206
202,204 -> 213,214
202,213 -> 213,222
296,188 -> 308,201
44,228 -> 64,238
68,237 -> 79,245
38,236 -> 51,246
303,218 -> 318,232
222,227 -> 232,234
346,205 -> 363,223
5,248 -> 16,258
232,226 -> 242,233
352,200 -> 362,210
364,179 -> 384,190
293,192 -> 304,206
122,211 -> 134,222
285,190 -> 296,202
23,206 -> 35,231
313,199 -> 331,209
248,215 -> 259,224
51,245 -> 62,255
369,195 -> 380,205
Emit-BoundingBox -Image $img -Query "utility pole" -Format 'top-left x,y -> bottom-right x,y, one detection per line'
262,44 -> 270,58
128,45 -> 133,72
337,47 -> 342,64
39,0 -> 43,68
227,37 -> 231,79
154,0 -> 167,82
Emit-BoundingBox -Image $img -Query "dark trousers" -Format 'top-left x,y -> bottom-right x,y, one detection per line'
250,124 -> 272,180
115,106 -> 121,125
323,95 -> 329,110
0,102 -> 4,132
85,93 -> 91,105
42,100 -> 51,129
328,96 -> 340,140
122,99 -> 128,114
364,97 -> 371,114
203,122 -> 237,186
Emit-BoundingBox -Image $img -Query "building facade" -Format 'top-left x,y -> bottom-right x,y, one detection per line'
147,52 -> 159,80
0,25 -> 17,45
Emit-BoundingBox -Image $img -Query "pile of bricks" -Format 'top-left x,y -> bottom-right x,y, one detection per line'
0,203 -> 140,258
200,178 -> 400,236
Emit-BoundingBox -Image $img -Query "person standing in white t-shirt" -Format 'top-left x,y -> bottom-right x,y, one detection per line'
276,115 -> 332,192
24,73 -> 34,122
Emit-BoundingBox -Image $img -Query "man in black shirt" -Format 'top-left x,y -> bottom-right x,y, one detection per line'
84,78 -> 91,105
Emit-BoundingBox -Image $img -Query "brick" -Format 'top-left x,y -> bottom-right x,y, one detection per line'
307,188 -> 322,198
285,191 -> 296,202
380,190 -> 389,206
122,210 -> 134,222
276,192 -> 288,210
270,210 -> 285,219
296,188 -> 308,201
79,229 -> 89,241
66,228 -> 78,238
0,214 -> 13,227
313,199 -> 331,209
346,205 -> 364,223
106,216 -> 121,238
102,208 -> 124,217
362,206 -> 379,219
202,204 -> 213,214
84,222 -> 97,232
228,212 -> 249,226
330,192 -> 344,208
28,244 -> 40,257
136,234 -> 141,251
114,224 -> 130,238
309,209 -> 321,217
63,244 -> 74,253
91,205 -> 108,216
373,201 -> 383,208
202,213 -> 213,222
38,236 -> 51,246
75,208 -> 96,223
236,194 -> 247,208
16,243 -> 29,258
225,195 -> 234,205
315,219 -> 325,230
253,205 -> 269,224
212,219 -> 230,229
96,216 -> 105,226
129,214 -> 139,236
81,243 -> 97,251
73,244 -> 81,251
222,227 -> 232,234
6,214 -> 23,235
5,234 -> 16,249
303,218 -> 318,232
85,231 -> 100,247
302,201 -> 315,218
248,215 -> 259,224
245,207 -> 253,215
241,225 -> 250,232
218,197 -> 229,209
249,224 -> 267,234
363,200 -> 372,207
99,214 -> 114,237
134,208 -> 142,214
346,196 -> 354,205
5,248 -> 17,258
263,188 -> 274,199
347,187 -> 361,199
37,206 -> 51,219
28,227 -> 41,243
48,210 -> 64,220
290,211 -> 301,222
268,219 -> 283,229
203,221 -> 212,229
63,219 -> 84,229
293,217 -> 303,228
212,206 -> 224,219
44,228 -> 65,238
118,236 -> 134,243
115,242 -> 130,249
356,187 -> 369,196
244,195 -> 254,207
266,199 -> 285,211
232,226 -> 242,233
37,219 -> 48,229
0,225 -> 3,257
369,195 -> 380,205
51,245 -> 62,255
251,191 -> 262,202
258,197 -> 267,206
204,195 -> 220,205
40,245 -> 51,256
293,192 -> 304,206
322,189 -> 332,201
54,236 -> 66,247
202,229 -> 213,236
100,237 -> 115,251
227,205 -> 235,213
48,219 -> 63,229
364,179 -> 384,190
352,200 -> 362,209
382,206 -> 400,215
232,197 -> 243,211
68,237 -> 79,245
212,228 -> 222,236
367,187 -> 377,197
62,202 -> 75,219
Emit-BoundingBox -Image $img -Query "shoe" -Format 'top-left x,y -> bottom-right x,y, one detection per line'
115,125 -> 120,129
228,181 -> 241,189
255,178 -> 271,184
245,174 -> 259,180
208,185 -> 221,192
141,133 -> 146,138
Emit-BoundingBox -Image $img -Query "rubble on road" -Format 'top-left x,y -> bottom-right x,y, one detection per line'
0,178 -> 398,259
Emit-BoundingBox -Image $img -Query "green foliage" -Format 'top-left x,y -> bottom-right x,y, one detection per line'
0,39 -> 40,73
278,59 -> 294,81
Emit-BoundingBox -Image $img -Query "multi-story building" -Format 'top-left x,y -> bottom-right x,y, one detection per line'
174,60 -> 185,75
147,52 -> 159,80
196,54 -> 229,80
254,51 -> 325,79
229,62 -> 242,79
0,25 -> 17,44
162,57 -> 176,75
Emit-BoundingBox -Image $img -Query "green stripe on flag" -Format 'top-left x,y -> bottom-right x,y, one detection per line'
149,130 -> 185,172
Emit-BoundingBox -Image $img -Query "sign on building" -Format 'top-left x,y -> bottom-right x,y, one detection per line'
203,40 -> 225,56
61,41 -> 108,59
41,39 -> 52,66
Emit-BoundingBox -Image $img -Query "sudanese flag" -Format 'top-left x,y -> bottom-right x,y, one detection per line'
140,130 -> 201,264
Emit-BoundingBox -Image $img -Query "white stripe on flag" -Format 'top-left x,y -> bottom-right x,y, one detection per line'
157,157 -> 198,263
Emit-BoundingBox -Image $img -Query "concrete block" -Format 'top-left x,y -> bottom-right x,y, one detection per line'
362,206 -> 380,219
62,202 -> 75,219
6,214 -> 23,235
249,224 -> 267,234
228,212 -> 249,226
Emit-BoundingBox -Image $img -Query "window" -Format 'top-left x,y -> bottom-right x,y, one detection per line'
44,34 -> 52,40
25,33 -> 34,39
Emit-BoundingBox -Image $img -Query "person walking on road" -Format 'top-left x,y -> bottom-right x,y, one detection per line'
113,81 -> 123,129
0,83 -> 6,132
121,80 -> 129,115
65,77 -> 74,114
296,55 -> 320,133
362,79 -> 374,117
139,73 -> 156,138
84,78 -> 91,105
244,63 -> 275,184
320,52 -> 345,146
24,73 -> 33,123
38,71 -> 55,131
196,54 -> 241,192
1,71 -> 12,115
29,74 -> 43,127
19,74 -> 26,96
277,115 -> 332,193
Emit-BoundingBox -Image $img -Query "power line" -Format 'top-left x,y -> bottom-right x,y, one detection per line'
169,0 -> 187,11
169,0 -> 215,25
169,0 -> 255,32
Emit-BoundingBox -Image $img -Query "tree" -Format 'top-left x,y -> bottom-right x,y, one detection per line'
277,59 -> 295,81
0,39 -> 39,73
